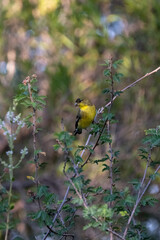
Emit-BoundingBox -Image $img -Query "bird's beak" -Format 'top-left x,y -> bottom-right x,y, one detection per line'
74,102 -> 78,107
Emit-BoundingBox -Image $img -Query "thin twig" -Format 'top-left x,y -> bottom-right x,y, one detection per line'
80,133 -> 92,157
139,164 -> 160,201
99,65 -> 160,114
42,186 -> 70,240
63,147 -> 88,208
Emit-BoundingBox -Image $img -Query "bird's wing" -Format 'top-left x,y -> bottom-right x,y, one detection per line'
75,109 -> 81,129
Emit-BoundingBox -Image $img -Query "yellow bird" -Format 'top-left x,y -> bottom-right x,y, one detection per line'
74,98 -> 96,135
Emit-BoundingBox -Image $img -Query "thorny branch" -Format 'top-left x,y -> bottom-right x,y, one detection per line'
23,76 -> 42,211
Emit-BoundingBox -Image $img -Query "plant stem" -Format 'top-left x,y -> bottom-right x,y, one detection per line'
5,179 -> 13,240
5,122 -> 14,240
5,152 -> 13,240
27,80 -> 41,210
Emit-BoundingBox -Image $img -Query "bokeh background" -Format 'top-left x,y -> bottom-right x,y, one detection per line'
1,0 -> 160,239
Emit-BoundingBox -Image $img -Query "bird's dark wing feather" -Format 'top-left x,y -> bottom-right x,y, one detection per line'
74,109 -> 82,135
75,109 -> 81,129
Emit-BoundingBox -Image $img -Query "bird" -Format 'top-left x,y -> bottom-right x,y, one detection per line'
74,98 -> 96,135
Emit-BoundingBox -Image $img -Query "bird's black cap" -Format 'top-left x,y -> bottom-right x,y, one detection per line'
75,98 -> 83,103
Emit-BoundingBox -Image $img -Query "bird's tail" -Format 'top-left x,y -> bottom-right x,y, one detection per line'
73,128 -> 82,136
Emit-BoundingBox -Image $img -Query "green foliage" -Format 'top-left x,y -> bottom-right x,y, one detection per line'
1,0 -> 160,238
0,59 -> 160,240
51,59 -> 160,239
83,204 -> 113,220
143,126 -> 160,148
0,108 -> 28,239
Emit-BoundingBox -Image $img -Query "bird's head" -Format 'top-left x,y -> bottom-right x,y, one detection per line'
75,98 -> 92,108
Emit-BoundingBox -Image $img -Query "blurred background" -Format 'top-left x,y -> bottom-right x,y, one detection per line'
1,0 -> 160,239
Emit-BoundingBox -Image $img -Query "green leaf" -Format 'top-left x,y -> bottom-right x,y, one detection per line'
36,98 -> 46,105
55,131 -> 74,146
75,155 -> 83,164
125,195 -> 135,205
83,223 -> 92,230
104,69 -> 111,76
141,196 -> 158,207
97,204 -> 113,218
112,59 -> 123,69
104,59 -> 110,65
62,204 -> 73,211
37,185 -> 49,198
43,193 -> 56,205
72,197 -> 83,205
94,156 -> 109,164
113,73 -> 123,82
104,194 -> 116,202
129,179 -> 140,190
114,90 -> 123,96
114,150 -> 120,157
149,172 -> 160,180
0,222 -> 6,230
143,135 -> 160,147
139,147 -> 149,154
102,112 -> 114,121
119,210 -> 128,217
102,164 -> 110,171
102,88 -> 111,94
100,134 -> 112,144
53,144 -> 60,151
150,160 -> 160,166
73,176 -> 84,190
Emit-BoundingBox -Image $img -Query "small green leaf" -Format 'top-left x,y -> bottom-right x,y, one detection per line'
104,69 -> 111,76
119,210 -> 128,217
114,90 -> 123,96
53,144 -> 60,151
102,88 -> 111,94
102,164 -> 110,171
112,59 -> 123,69
83,223 -> 92,230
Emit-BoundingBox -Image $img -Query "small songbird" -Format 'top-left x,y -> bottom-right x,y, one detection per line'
74,98 -> 96,135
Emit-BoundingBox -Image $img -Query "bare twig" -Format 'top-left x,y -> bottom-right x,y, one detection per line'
42,186 -> 70,240
80,134 -> 92,157
99,65 -> 160,114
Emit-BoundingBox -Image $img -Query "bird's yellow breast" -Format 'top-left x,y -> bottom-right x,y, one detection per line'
78,105 -> 96,129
